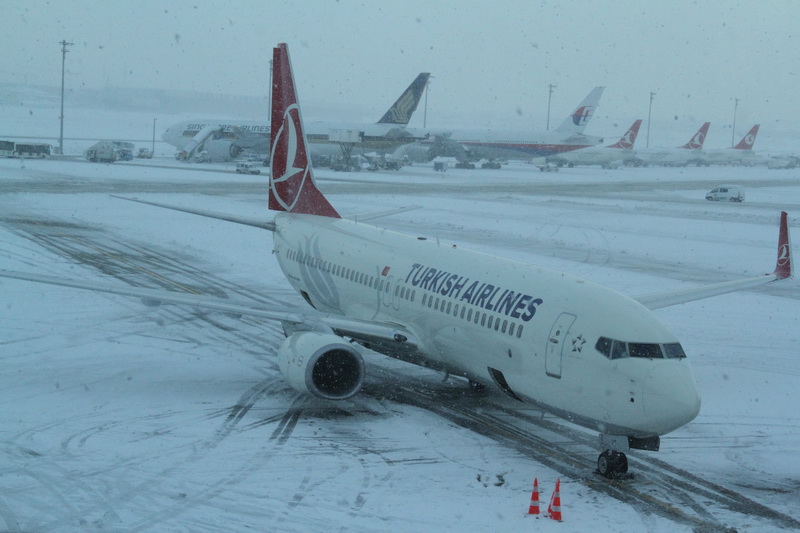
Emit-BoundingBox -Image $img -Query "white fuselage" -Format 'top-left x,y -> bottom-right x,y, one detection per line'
555,146 -> 633,167
628,147 -> 704,167
162,119 -> 426,156
271,213 -> 701,438
698,149 -> 764,166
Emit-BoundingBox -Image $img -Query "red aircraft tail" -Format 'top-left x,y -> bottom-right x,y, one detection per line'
269,43 -> 340,218
733,125 -> 760,150
774,211 -> 793,280
607,120 -> 642,149
679,122 -> 710,150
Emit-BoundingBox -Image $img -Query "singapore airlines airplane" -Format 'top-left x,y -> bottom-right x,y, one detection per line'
1,44 -> 793,480
161,72 -> 430,162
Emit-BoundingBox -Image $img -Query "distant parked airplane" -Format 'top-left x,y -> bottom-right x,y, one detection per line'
161,72 -> 431,162
547,119 -> 642,168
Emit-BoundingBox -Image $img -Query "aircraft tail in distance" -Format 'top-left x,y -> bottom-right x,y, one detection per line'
607,120 -> 642,149
679,122 -> 710,149
269,43 -> 340,218
378,72 -> 431,125
733,124 -> 760,150
555,86 -> 605,134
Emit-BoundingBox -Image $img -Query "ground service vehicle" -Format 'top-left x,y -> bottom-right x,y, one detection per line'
13,143 -> 51,158
235,162 -> 261,174
706,185 -> 744,202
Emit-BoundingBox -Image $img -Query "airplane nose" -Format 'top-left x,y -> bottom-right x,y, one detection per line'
642,364 -> 701,434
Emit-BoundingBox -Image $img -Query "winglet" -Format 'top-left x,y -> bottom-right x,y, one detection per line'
774,211 -> 793,279
269,43 -> 340,218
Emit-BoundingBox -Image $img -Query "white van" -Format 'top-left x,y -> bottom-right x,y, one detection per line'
706,185 -> 744,202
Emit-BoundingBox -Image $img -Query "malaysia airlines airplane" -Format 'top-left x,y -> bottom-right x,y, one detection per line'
626,122 -> 710,167
1,44 -> 793,480
546,119 -> 642,168
698,125 -> 763,166
420,86 -> 606,162
161,72 -> 431,162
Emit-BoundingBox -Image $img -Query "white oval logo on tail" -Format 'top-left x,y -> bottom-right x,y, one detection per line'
270,104 -> 309,212
778,243 -> 791,266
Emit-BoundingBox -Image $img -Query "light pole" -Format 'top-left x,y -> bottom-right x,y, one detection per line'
152,118 -> 157,155
647,91 -> 655,148
546,84 -> 556,130
58,39 -> 73,155
731,97 -> 739,147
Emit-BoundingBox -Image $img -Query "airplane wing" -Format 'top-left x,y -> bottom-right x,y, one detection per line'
634,212 -> 793,310
0,268 -> 420,352
110,195 -> 276,230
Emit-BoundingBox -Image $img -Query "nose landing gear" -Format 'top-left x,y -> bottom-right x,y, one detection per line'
597,450 -> 629,479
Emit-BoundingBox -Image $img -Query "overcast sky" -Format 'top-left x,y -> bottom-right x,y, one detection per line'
3,1 -> 799,144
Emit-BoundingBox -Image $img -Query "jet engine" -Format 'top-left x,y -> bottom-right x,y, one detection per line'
277,331 -> 365,400
203,140 -> 243,161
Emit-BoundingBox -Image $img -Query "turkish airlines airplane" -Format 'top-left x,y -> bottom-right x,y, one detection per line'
698,125 -> 763,166
161,72 -> 431,161
1,44 -> 793,480
547,119 -> 642,168
627,122 -> 710,167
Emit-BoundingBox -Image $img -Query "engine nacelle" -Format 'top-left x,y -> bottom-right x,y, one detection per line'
277,332 -> 365,400
204,140 -> 243,161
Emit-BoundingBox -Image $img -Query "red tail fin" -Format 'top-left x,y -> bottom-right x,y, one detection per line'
679,122 -> 710,149
269,43 -> 340,218
733,125 -> 759,150
608,120 -> 642,149
775,211 -> 793,280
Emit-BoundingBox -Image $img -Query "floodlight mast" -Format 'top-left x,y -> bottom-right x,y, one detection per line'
58,39 -> 73,156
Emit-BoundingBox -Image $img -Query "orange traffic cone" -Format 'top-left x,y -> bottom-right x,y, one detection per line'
547,478 -> 563,521
527,478 -> 540,515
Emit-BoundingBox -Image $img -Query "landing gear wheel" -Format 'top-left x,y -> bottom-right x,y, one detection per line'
597,450 -> 628,479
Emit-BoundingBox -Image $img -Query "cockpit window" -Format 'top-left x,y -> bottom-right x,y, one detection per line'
629,343 -> 663,358
663,343 -> 687,359
595,337 -> 612,357
595,336 -> 687,360
610,340 -> 628,359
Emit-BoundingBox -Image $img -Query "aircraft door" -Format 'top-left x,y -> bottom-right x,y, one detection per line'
546,313 -> 577,378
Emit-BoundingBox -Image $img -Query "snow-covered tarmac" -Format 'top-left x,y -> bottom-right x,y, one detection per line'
1,157 -> 799,532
